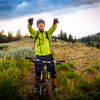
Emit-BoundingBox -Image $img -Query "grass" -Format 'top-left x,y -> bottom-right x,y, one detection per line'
76,79 -> 91,91
0,38 -> 100,100
66,71 -> 78,79
85,64 -> 100,74
56,63 -> 74,71
86,66 -> 95,73
94,74 -> 100,89
56,63 -> 70,71
0,45 -> 8,50
94,64 -> 100,70
0,58 -> 31,100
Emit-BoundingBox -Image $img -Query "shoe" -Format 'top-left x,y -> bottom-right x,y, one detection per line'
33,86 -> 39,95
52,86 -> 60,95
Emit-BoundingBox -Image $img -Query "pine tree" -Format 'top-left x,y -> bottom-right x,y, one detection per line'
64,32 -> 68,41
69,34 -> 73,42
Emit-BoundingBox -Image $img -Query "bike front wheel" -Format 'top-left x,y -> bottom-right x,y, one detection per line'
39,83 -> 43,100
45,79 -> 52,100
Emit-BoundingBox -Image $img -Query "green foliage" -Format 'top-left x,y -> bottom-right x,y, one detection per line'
0,34 -> 19,43
57,71 -> 68,85
68,91 -> 100,100
66,71 -> 78,79
76,79 -> 91,91
69,34 -> 73,42
94,64 -> 100,70
0,47 -> 34,58
94,75 -> 100,89
86,66 -> 95,73
0,45 -> 8,50
0,68 -> 21,99
79,33 -> 100,48
58,30 -> 76,43
56,63 -> 70,71
67,62 -> 74,68
77,91 -> 100,100
0,58 -> 31,100
56,63 -> 74,71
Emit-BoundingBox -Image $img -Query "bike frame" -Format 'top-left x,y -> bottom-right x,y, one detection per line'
25,57 -> 65,100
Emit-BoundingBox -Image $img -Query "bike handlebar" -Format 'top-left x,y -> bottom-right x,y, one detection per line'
25,57 -> 65,65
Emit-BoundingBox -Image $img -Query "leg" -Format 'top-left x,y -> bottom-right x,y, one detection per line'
33,62 -> 41,95
46,54 -> 57,88
34,62 -> 41,87
51,77 -> 57,89
35,77 -> 40,87
49,62 -> 57,88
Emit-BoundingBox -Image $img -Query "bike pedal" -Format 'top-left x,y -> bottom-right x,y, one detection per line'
33,88 -> 39,96
33,91 -> 39,96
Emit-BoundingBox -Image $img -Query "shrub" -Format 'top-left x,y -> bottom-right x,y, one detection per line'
88,91 -> 100,100
66,71 -> 78,79
76,79 -> 91,91
57,71 -> 68,85
67,62 -> 74,68
0,52 -> 7,57
0,34 -> 19,43
94,64 -> 100,70
0,58 -> 31,100
0,45 -> 8,50
94,75 -> 100,89
56,64 -> 70,71
0,47 -> 35,58
86,66 -> 95,73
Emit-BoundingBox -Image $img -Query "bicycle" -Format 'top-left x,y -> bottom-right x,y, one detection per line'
25,57 -> 65,100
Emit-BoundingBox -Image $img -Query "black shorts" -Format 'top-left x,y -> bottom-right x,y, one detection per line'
34,54 -> 56,79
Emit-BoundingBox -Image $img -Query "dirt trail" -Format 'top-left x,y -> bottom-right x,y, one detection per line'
25,63 -> 56,100
24,63 -> 38,100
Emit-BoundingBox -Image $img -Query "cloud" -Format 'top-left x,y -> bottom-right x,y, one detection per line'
0,0 -> 100,19
0,5 -> 100,39
17,2 -> 28,8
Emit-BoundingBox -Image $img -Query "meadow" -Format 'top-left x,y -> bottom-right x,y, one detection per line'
0,38 -> 100,100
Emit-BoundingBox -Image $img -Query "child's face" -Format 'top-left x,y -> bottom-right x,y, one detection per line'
37,22 -> 45,31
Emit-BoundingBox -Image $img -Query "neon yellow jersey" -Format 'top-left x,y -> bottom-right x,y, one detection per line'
28,24 -> 57,56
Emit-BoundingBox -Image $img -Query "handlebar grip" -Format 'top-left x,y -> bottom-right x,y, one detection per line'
25,57 -> 37,63
56,60 -> 66,65
25,57 -> 32,60
59,60 -> 65,62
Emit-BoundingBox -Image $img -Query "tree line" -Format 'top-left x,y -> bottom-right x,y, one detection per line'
52,30 -> 77,43
78,33 -> 100,48
0,29 -> 25,43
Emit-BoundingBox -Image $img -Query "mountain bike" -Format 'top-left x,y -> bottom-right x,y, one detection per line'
25,57 -> 65,100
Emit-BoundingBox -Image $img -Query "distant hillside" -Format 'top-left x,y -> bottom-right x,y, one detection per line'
78,33 -> 100,48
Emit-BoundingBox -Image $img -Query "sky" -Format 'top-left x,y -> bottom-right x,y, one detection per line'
0,0 -> 100,39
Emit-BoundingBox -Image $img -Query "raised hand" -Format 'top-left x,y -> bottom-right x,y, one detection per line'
28,18 -> 34,26
53,18 -> 59,25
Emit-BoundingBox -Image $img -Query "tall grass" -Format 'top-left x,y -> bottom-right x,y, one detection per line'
0,58 -> 31,100
94,74 -> 100,89
55,63 -> 100,100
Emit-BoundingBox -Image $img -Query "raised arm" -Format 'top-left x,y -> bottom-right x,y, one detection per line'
47,18 -> 59,37
28,18 -> 37,38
